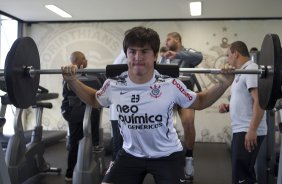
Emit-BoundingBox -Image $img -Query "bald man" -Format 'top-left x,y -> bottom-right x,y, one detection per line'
61,51 -> 102,182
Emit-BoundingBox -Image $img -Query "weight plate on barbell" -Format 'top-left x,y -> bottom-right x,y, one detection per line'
258,34 -> 282,110
4,37 -> 40,109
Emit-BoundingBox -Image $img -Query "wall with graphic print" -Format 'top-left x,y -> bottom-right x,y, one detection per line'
21,20 -> 282,143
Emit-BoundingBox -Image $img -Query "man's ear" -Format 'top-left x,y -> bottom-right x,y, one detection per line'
234,50 -> 240,58
175,38 -> 180,44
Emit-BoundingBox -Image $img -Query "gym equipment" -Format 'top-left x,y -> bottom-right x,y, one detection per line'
0,118 -> 11,184
0,94 -> 32,148
278,111 -> 282,184
258,34 -> 282,111
261,105 -> 282,184
72,75 -> 106,184
256,110 -> 277,184
0,34 -> 282,110
1,86 -> 63,184
0,85 -> 67,148
73,105 -> 100,184
5,100 -> 62,184
267,102 -> 282,184
5,102 -> 62,184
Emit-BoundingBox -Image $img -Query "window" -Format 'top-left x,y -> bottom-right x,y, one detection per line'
0,14 -> 18,135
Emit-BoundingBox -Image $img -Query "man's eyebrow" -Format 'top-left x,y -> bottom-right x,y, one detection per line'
128,48 -> 151,51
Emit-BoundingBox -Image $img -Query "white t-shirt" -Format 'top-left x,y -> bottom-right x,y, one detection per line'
110,50 -> 127,121
230,60 -> 267,135
96,70 -> 196,158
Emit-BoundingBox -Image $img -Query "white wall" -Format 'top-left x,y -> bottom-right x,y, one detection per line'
22,20 -> 282,142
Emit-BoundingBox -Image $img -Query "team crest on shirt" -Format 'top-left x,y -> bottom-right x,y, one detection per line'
150,84 -> 162,98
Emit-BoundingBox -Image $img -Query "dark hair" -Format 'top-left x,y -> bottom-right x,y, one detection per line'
167,32 -> 182,43
123,26 -> 160,56
250,47 -> 258,52
230,41 -> 250,57
159,46 -> 168,53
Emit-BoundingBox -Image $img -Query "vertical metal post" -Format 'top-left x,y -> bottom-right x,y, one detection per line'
277,110 -> 282,184
256,110 -> 276,184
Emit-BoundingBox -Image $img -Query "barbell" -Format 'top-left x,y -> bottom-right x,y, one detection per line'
1,34 -> 281,110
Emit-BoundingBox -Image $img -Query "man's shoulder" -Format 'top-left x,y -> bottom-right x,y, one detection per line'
155,73 -> 176,85
107,72 -> 128,86
183,47 -> 200,53
246,61 -> 258,68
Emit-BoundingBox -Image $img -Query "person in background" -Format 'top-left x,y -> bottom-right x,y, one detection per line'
160,32 -> 203,182
219,41 -> 267,184
61,51 -> 102,182
249,47 -> 258,63
158,46 -> 169,64
61,26 -> 234,184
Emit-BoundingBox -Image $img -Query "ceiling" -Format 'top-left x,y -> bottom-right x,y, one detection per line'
0,0 -> 282,22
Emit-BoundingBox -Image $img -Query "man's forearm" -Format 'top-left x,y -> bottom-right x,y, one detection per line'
192,81 -> 230,110
67,79 -> 100,108
249,92 -> 265,132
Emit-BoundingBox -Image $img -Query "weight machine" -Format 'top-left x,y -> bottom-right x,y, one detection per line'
5,101 -> 62,184
0,82 -> 64,184
72,74 -> 106,184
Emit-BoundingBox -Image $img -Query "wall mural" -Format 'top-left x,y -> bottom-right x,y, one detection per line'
22,20 -> 282,143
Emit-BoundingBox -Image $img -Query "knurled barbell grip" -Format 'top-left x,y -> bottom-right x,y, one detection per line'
28,68 -> 106,76
180,68 -> 263,75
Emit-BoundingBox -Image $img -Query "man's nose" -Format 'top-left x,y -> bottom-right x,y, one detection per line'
135,51 -> 143,60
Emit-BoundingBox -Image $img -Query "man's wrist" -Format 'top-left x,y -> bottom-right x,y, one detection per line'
65,77 -> 78,83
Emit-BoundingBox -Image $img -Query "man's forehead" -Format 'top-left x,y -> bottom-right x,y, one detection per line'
127,45 -> 152,50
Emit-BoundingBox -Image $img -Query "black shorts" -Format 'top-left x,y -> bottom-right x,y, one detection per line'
103,149 -> 186,184
231,132 -> 265,184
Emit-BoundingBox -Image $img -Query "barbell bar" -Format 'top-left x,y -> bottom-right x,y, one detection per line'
1,34 -> 281,110
27,67 -> 106,76
180,68 -> 265,75
22,66 -> 268,76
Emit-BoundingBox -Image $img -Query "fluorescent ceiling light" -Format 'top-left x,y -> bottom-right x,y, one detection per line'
190,2 -> 202,16
45,5 -> 72,18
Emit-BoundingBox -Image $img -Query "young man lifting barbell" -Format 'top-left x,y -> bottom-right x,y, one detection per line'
61,26 -> 234,184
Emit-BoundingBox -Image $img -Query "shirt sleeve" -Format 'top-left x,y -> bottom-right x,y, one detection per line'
245,63 -> 258,90
171,78 -> 197,108
96,79 -> 112,107
176,48 -> 203,68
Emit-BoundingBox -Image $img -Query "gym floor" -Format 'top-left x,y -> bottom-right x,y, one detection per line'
22,140 -> 232,184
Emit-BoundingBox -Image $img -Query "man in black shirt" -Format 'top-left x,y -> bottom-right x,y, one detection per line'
61,51 -> 101,182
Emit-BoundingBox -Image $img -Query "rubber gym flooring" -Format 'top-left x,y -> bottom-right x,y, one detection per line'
21,140 -> 232,184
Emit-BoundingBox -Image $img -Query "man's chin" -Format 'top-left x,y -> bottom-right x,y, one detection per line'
133,66 -> 144,72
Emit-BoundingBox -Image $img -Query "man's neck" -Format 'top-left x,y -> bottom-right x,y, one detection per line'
128,70 -> 154,84
175,45 -> 183,52
236,57 -> 250,69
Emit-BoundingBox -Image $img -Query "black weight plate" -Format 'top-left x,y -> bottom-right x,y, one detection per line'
4,37 -> 40,108
258,34 -> 282,110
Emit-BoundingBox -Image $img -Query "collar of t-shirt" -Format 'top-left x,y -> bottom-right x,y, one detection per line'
239,59 -> 254,70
